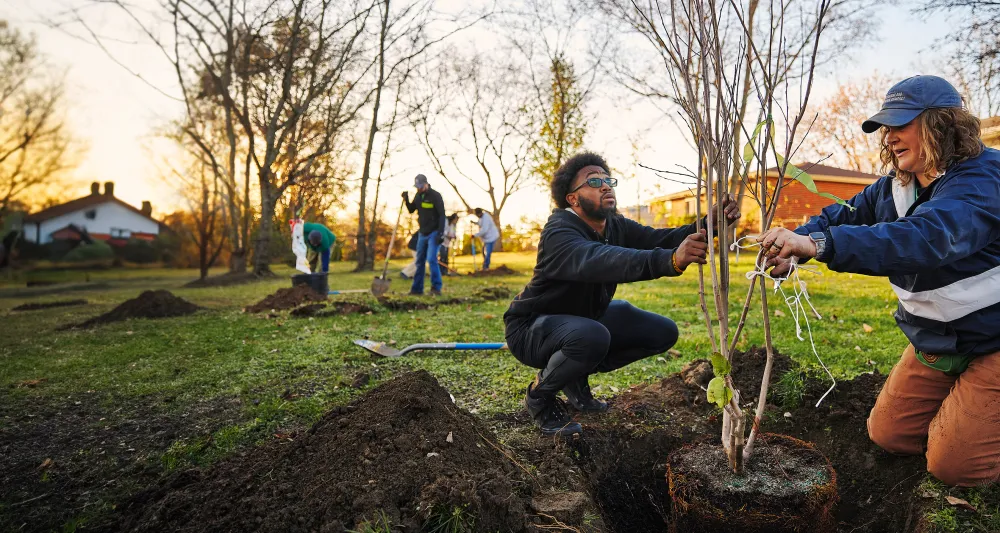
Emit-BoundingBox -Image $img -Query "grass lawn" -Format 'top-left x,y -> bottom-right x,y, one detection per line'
0,251 -> 992,531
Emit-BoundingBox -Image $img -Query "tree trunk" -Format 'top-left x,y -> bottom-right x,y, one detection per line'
354,0 -> 389,273
253,187 -> 277,275
490,212 -> 503,252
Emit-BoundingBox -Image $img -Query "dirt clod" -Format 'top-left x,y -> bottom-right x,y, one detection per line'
12,299 -> 87,311
466,264 -> 518,277
59,291 -> 200,329
680,359 -> 713,388
111,371 -> 533,532
530,491 -> 590,526
244,285 -> 325,313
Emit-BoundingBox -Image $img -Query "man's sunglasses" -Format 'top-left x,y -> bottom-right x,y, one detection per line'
570,176 -> 618,193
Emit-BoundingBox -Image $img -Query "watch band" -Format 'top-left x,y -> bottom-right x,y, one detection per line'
808,232 -> 827,258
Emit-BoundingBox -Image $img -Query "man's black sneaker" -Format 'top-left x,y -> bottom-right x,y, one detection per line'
428,289 -> 441,296
562,377 -> 609,413
525,382 -> 582,437
408,290 -> 423,296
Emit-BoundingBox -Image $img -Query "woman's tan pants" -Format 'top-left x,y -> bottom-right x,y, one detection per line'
868,344 -> 1000,486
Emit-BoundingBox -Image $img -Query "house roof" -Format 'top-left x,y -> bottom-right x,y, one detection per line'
652,162 -> 877,201
24,192 -> 158,224
763,162 -> 877,180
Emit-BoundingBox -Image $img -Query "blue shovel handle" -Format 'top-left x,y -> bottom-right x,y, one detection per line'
454,343 -> 506,350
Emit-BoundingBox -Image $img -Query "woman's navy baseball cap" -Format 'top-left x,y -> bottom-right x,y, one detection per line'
862,75 -> 963,133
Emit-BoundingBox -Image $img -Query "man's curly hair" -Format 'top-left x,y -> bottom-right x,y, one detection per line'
551,152 -> 610,209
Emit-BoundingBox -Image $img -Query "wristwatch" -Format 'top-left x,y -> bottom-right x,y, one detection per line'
808,232 -> 827,258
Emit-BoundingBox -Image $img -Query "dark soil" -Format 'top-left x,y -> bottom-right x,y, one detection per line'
59,290 -> 201,330
109,371 -> 534,532
12,299 -> 88,311
667,434 -> 837,533
244,285 -> 325,313
289,301 -> 376,317
467,264 -> 518,277
0,391 -> 243,533
568,348 -> 926,533
184,272 -> 264,288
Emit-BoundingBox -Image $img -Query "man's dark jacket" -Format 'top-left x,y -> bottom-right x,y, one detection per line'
504,209 -> 697,328
405,187 -> 446,236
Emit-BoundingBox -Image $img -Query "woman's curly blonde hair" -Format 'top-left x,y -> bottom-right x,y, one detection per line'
878,107 -> 984,185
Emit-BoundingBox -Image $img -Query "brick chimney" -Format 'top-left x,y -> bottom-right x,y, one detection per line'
141,201 -> 152,216
104,181 -> 114,197
90,182 -> 100,195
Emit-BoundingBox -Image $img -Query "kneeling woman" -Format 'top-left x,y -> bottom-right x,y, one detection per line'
758,75 -> 1000,486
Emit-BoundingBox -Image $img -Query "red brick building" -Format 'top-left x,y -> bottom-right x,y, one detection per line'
646,163 -> 878,232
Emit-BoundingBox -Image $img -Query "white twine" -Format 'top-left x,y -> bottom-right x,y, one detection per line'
731,236 -> 837,407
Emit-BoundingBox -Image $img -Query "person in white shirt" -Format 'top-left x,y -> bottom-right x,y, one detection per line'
439,213 -> 459,275
473,207 -> 500,270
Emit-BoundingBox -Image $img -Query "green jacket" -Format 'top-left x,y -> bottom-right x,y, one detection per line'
303,223 -> 336,252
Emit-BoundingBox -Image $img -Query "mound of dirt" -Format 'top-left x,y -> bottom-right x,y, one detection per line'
244,286 -> 325,313
467,264 -> 518,277
13,299 -> 88,311
473,286 -> 513,300
111,371 -> 533,532
60,291 -> 201,330
290,301 -> 375,318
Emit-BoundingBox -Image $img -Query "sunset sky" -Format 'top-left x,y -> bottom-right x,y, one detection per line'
1,0 -> 956,228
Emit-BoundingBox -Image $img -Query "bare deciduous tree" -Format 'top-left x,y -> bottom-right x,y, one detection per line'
800,73 -> 889,174
0,21 -> 78,222
412,52 -> 537,246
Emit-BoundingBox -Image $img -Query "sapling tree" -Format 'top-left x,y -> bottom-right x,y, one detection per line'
602,0 -> 860,474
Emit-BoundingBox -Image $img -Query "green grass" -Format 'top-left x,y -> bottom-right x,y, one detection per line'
0,253 -> 908,444
0,251 -> 952,528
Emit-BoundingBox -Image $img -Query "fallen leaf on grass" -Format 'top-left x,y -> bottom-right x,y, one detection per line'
774,309 -> 786,317
921,490 -> 940,499
483,314 -> 496,319
855,346 -> 862,352
15,378 -> 47,388
38,458 -> 53,470
667,349 -> 682,357
862,323 -> 874,333
945,495 -> 976,512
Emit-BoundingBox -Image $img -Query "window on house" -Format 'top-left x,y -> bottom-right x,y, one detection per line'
110,228 -> 132,239
85,209 -> 97,220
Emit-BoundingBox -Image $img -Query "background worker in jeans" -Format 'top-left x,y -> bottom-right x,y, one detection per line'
402,174 -> 446,295
504,151 -> 740,436
473,208 -> 499,270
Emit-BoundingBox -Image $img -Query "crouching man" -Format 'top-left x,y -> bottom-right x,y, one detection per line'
503,152 -> 740,436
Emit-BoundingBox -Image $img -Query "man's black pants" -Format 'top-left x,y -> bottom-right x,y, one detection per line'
505,300 -> 679,399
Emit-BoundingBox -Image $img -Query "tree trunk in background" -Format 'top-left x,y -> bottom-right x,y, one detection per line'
354,0 -> 390,272
253,186 -> 277,275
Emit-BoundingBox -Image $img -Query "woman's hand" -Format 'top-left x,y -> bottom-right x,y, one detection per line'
756,228 -> 816,270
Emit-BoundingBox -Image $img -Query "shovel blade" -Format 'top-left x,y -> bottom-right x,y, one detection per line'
353,338 -> 401,358
371,276 -> 391,297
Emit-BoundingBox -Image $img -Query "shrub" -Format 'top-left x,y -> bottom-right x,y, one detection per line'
63,240 -> 115,262
119,238 -> 159,264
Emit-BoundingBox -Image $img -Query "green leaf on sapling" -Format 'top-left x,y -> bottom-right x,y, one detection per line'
710,351 -> 731,377
707,377 -> 733,409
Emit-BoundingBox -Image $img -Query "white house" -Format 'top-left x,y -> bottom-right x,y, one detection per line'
24,182 -> 161,245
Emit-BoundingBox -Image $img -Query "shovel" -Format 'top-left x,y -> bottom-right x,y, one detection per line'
372,199 -> 405,297
353,339 -> 507,358
328,289 -> 369,295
